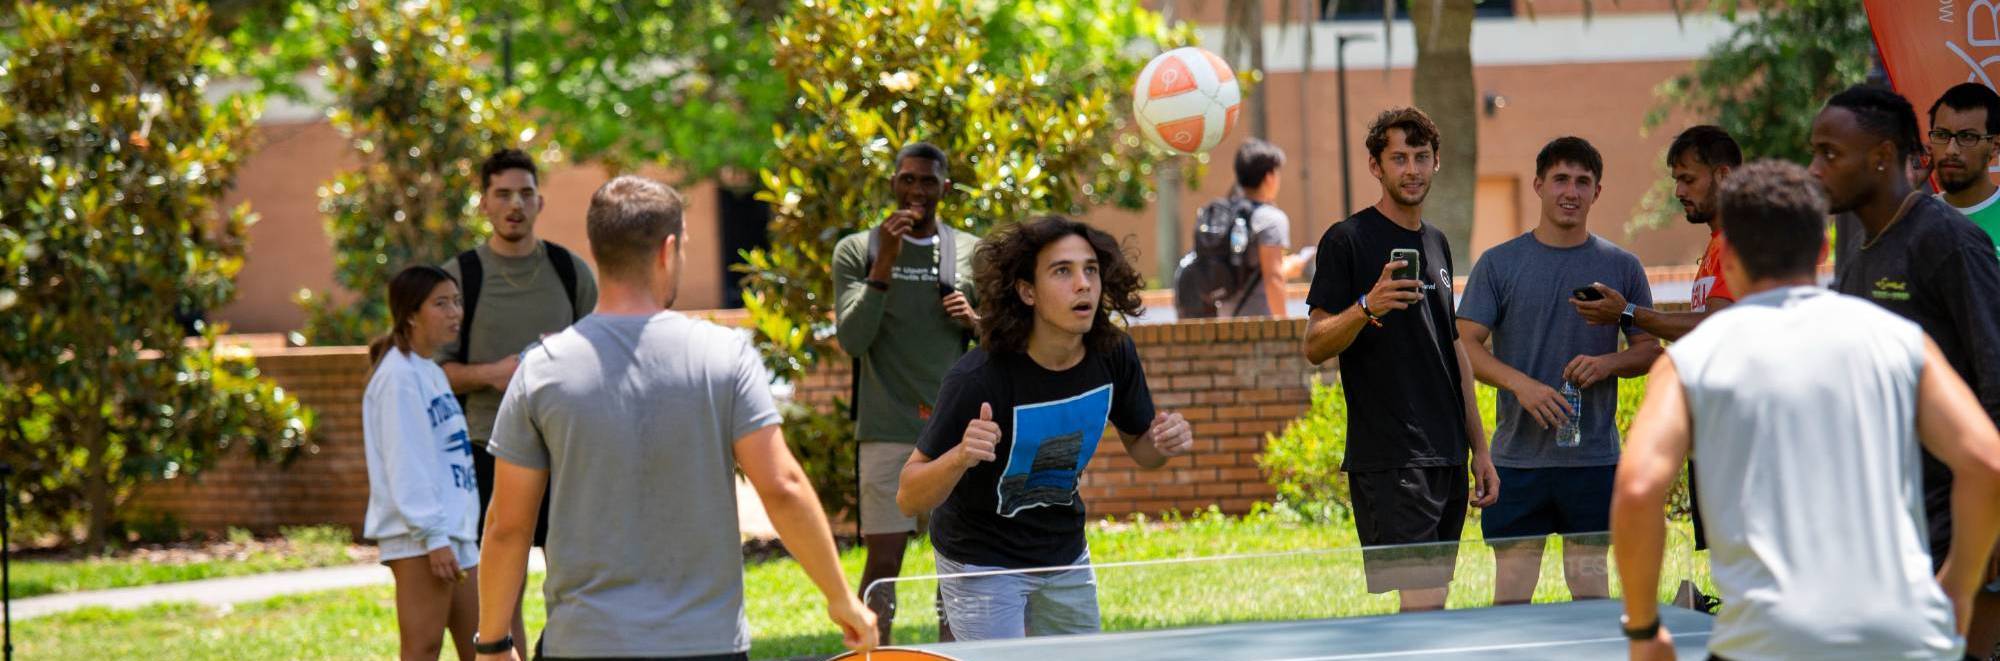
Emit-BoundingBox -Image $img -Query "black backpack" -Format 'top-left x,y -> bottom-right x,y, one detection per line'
1179,196 -> 1264,318
452,241 -> 582,367
847,226 -> 965,421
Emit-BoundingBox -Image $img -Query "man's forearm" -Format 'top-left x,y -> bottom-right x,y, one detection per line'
1607,339 -> 1664,378
1124,432 -> 1169,469
1946,471 -> 2000,592
897,454 -> 970,516
1611,488 -> 1666,626
1304,306 -> 1368,365
760,472 -> 855,603
1263,274 -> 1288,319
1456,340 -> 1488,455
444,361 -> 499,394
476,525 -> 532,644
1633,308 -> 1710,343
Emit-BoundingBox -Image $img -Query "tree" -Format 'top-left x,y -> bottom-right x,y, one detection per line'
292,0 -> 541,345
1632,0 -> 1871,231
0,0 -> 313,549
1409,0 -> 1479,271
740,0 -> 1189,517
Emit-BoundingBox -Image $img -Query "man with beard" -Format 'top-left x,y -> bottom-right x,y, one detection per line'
1817,84 -> 2000,659
441,147 -> 599,657
1929,83 -> 2000,253
1303,107 -> 1500,613
1573,125 -> 1740,339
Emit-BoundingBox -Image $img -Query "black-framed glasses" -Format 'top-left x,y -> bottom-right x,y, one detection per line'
1928,129 -> 1994,148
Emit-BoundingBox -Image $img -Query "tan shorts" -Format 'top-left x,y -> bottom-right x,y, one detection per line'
860,441 -> 922,535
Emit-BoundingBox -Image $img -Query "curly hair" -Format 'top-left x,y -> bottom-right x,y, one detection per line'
974,215 -> 1146,355
1364,107 -> 1440,160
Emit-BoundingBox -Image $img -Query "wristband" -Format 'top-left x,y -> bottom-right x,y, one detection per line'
1619,613 -> 1660,641
866,279 -> 890,291
1358,294 -> 1384,327
473,633 -> 515,655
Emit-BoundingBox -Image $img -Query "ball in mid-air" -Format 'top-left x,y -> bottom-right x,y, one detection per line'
1132,46 -> 1242,154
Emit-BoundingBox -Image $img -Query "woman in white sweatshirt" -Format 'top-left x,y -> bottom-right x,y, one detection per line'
364,265 -> 479,661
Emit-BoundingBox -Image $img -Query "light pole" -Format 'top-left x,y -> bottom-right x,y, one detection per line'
1335,32 -> 1375,218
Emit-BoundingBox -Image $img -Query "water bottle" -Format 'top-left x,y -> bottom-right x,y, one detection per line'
1557,382 -> 1583,448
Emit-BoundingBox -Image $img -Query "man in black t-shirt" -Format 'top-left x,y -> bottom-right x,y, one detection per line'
1814,85 -> 2000,656
1303,107 -> 1500,613
897,215 -> 1197,641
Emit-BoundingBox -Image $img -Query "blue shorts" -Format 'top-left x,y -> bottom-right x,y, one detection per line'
1482,465 -> 1616,540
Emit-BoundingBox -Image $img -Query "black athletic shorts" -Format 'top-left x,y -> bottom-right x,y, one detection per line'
1349,466 -> 1467,593
475,442 -> 551,547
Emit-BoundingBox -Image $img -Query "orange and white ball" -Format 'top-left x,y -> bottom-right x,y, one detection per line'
1131,47 -> 1242,155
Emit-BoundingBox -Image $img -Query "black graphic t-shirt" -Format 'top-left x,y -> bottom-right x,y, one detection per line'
916,336 -> 1155,569
1303,207 -> 1469,472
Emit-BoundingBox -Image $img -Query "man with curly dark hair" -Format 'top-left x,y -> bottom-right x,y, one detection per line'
896,215 -> 1197,640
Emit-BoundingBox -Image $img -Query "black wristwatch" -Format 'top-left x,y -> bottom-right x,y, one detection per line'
473,632 -> 515,655
1618,302 -> 1637,331
866,279 -> 890,291
1620,613 -> 1660,641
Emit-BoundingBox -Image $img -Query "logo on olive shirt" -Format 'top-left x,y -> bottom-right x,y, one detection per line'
1872,278 -> 1911,302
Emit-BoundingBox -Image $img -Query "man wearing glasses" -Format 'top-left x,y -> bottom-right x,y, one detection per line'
1929,83 -> 2000,253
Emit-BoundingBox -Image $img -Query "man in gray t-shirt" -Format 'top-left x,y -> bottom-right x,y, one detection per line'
1458,137 -> 1661,606
1234,139 -> 1296,318
474,176 -> 875,660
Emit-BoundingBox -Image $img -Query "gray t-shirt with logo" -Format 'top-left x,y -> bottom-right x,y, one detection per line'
1457,233 -> 1651,468
487,312 -> 781,658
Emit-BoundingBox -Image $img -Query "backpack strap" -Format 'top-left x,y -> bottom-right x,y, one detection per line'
453,249 -> 483,365
543,241 -> 582,321
936,225 -> 957,289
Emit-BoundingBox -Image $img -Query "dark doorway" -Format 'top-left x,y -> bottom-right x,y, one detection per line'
717,184 -> 771,309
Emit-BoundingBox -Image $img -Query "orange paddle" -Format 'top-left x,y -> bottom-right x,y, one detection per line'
826,648 -> 965,661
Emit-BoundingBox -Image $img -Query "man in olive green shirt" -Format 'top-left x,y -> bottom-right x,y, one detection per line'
832,142 -> 978,643
440,148 -> 596,658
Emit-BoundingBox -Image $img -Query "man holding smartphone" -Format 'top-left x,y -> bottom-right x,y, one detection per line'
1303,107 -> 1500,613
1455,137 -> 1660,606
831,142 -> 980,643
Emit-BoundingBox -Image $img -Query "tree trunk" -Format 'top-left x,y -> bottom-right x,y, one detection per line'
81,401 -> 113,552
1226,0 -> 1269,139
1409,0 -> 1478,271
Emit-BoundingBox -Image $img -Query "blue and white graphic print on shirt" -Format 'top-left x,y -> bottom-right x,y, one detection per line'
996,384 -> 1113,518
427,393 -> 477,492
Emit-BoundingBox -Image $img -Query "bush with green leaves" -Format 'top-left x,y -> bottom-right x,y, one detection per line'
293,0 -> 541,345
0,0 -> 313,549
1262,378 -> 1679,522
739,0 -> 1190,515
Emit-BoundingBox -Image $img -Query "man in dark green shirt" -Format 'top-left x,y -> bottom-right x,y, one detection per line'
832,142 -> 978,643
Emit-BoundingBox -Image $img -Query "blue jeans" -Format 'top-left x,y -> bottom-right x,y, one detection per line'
934,550 -> 1100,640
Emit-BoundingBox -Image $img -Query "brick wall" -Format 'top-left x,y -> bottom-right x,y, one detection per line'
135,317 -> 1325,534
130,347 -> 375,536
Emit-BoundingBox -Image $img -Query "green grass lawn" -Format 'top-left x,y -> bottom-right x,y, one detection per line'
12,526 -> 363,599
17,512 -> 1710,660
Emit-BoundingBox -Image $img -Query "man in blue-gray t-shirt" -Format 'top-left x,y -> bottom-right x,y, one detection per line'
1456,137 -> 1661,605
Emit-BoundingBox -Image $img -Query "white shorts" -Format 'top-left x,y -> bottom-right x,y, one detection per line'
376,534 -> 480,570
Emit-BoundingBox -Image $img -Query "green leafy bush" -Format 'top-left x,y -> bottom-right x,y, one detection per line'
0,0 -> 313,549
1263,377 -> 1672,522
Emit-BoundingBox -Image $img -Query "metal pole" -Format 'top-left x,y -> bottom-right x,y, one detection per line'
1298,0 -> 1316,236
3,462 -> 13,661
1337,35 -> 1353,217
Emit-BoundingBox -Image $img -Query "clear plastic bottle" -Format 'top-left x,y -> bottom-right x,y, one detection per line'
1557,381 -> 1583,448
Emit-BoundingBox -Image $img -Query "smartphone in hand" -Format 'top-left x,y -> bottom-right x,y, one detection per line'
1389,248 -> 1421,284
1572,285 -> 1605,301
